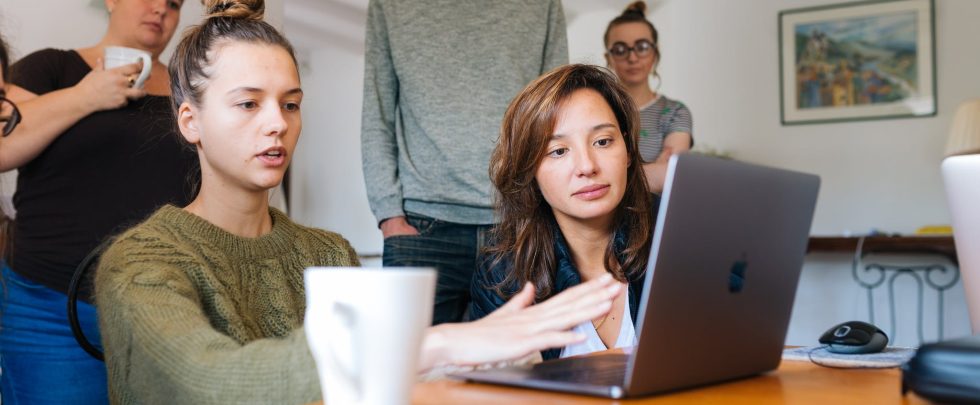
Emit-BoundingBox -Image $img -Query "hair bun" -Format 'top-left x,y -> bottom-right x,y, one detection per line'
622,1 -> 647,17
206,0 -> 264,21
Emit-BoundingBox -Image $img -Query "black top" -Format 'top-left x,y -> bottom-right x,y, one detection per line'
9,48 -> 198,298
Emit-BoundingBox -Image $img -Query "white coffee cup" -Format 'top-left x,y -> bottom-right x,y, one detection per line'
103,46 -> 152,89
304,267 -> 436,405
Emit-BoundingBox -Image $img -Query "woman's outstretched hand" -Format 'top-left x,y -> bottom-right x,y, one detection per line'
419,273 -> 622,371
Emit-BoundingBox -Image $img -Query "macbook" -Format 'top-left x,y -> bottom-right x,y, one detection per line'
453,154 -> 821,398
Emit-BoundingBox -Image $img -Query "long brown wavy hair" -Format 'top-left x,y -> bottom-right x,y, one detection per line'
487,64 -> 653,301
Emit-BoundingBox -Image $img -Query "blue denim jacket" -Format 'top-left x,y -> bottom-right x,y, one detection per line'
469,227 -> 647,360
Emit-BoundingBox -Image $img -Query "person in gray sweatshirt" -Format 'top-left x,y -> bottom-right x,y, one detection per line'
360,0 -> 568,324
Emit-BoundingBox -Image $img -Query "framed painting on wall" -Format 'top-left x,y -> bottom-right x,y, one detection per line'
779,0 -> 936,125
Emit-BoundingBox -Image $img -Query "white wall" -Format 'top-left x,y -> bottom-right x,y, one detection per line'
642,0 -> 977,346
290,43 -> 380,256
284,0 -> 381,255
651,0 -> 980,236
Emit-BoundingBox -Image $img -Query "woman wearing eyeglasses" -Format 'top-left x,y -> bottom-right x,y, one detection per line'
0,1 -> 197,404
605,1 -> 693,193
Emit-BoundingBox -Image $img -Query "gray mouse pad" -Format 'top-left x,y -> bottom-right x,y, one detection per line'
782,346 -> 917,368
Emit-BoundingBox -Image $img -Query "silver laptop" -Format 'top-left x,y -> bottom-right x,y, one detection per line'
942,154 -> 980,333
454,154 -> 820,398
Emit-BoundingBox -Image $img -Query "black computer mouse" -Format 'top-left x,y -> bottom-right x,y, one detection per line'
818,320 -> 888,354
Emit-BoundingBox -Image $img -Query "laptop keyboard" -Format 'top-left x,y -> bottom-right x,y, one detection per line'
527,353 -> 629,385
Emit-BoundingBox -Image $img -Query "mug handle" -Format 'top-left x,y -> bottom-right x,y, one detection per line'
327,301 -> 363,401
132,53 -> 152,89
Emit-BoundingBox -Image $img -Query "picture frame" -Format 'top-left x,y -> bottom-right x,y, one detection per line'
779,0 -> 936,125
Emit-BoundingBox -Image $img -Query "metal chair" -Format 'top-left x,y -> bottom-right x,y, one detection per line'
851,236 -> 959,345
67,238 -> 114,361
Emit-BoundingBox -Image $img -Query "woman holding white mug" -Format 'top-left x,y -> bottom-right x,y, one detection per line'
0,1 -> 197,404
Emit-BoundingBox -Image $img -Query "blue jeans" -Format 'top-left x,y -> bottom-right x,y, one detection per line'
382,213 -> 492,325
0,264 -> 108,405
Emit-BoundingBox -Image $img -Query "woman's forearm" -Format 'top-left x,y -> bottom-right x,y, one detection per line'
0,86 -> 96,171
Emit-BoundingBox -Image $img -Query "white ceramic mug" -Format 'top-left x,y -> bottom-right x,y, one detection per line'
103,46 -> 152,89
304,267 -> 436,405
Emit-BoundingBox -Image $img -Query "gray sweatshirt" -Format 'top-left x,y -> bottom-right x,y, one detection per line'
360,0 -> 568,225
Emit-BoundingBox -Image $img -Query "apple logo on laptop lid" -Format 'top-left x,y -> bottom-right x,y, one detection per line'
729,252 -> 748,293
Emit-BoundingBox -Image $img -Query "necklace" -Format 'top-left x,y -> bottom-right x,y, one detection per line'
592,313 -> 615,330
592,317 -> 606,330
592,280 -> 624,330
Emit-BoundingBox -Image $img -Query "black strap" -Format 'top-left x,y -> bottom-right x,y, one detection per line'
67,238 -> 114,361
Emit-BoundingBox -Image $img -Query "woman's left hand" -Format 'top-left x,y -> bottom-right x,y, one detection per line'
419,273 -> 622,371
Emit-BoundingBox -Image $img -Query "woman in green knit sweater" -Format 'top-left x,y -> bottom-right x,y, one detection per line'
94,0 -> 622,404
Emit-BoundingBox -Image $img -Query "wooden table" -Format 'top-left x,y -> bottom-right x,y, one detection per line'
405,359 -> 928,404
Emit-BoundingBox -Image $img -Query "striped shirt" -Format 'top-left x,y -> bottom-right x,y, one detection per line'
637,95 -> 693,163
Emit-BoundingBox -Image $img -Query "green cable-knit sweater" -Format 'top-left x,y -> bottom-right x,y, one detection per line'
95,205 -> 359,405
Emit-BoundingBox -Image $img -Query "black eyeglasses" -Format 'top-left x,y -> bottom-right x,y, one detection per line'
607,39 -> 656,60
1,96 -> 21,137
